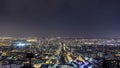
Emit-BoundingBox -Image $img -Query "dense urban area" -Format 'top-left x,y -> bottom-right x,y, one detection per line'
0,37 -> 120,68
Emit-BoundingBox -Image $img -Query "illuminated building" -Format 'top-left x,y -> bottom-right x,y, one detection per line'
11,40 -> 32,47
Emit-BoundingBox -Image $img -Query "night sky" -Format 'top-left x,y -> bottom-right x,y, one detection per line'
0,0 -> 120,38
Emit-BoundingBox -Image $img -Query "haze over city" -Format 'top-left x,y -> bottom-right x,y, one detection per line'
0,0 -> 120,68
0,0 -> 120,37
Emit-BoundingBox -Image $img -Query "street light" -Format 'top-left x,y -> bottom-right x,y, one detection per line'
26,53 -> 34,67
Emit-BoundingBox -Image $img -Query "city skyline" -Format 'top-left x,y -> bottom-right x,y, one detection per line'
0,0 -> 120,37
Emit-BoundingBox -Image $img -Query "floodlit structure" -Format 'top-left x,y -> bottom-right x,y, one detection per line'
11,40 -> 32,47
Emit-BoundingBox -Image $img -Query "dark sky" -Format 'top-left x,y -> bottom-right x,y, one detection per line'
0,0 -> 120,38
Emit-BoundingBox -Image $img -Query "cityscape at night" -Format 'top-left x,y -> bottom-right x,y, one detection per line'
0,0 -> 120,68
0,37 -> 119,68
